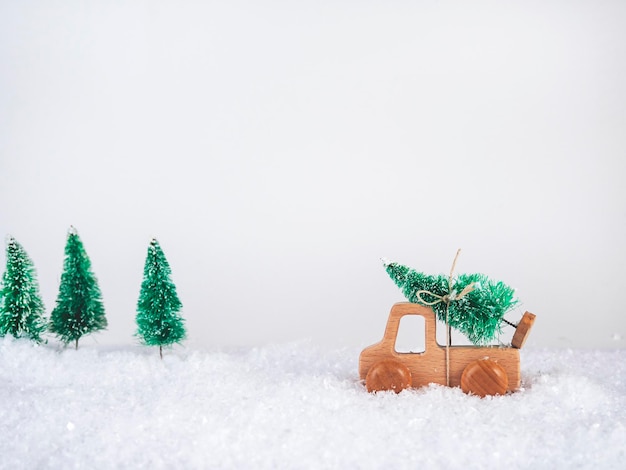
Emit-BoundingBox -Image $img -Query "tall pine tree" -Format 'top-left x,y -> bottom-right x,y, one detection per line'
49,227 -> 107,348
0,236 -> 47,342
136,238 -> 185,358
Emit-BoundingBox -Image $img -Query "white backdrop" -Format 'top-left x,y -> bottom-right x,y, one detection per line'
1,0 -> 625,350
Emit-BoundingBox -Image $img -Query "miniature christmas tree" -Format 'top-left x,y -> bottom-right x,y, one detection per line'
136,238 -> 185,358
0,236 -> 47,342
384,257 -> 517,345
49,227 -> 107,348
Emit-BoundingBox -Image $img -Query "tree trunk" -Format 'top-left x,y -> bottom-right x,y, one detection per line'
75,338 -> 79,350
159,345 -> 163,360
502,318 -> 517,328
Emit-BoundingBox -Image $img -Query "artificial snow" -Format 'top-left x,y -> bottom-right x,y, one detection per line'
0,339 -> 624,469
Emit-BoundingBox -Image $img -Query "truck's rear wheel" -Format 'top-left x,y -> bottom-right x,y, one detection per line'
461,359 -> 508,397
365,359 -> 412,393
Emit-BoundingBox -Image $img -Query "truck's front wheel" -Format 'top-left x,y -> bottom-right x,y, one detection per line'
365,359 -> 412,393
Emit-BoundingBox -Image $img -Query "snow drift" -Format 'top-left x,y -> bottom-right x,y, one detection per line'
0,339 -> 624,469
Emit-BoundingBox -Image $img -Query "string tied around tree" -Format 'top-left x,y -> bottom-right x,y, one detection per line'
415,282 -> 477,307
413,248 -> 468,387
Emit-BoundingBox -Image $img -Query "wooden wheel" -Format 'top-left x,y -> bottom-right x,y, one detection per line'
365,359 -> 412,393
461,359 -> 508,397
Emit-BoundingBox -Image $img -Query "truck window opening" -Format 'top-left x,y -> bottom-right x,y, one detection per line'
395,315 -> 426,353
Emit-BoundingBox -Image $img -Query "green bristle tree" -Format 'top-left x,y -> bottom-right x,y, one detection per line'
136,238 -> 185,358
0,236 -> 47,342
49,227 -> 107,349
384,259 -> 517,345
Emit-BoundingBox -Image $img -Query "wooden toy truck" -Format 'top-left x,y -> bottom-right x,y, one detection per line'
359,302 -> 536,396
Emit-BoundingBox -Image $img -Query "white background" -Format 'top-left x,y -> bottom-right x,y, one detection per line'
1,0 -> 625,349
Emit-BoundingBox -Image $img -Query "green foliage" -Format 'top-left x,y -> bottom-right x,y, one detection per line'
136,238 -> 185,355
0,236 -> 47,342
49,227 -> 107,348
385,261 -> 518,345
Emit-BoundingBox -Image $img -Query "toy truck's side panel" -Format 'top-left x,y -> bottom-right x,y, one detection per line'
359,303 -> 521,392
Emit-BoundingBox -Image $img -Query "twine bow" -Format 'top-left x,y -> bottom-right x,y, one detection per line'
415,282 -> 476,306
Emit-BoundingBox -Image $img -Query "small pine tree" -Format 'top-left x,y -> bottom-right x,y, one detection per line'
0,236 -> 47,342
136,238 -> 185,358
384,260 -> 517,345
49,227 -> 107,348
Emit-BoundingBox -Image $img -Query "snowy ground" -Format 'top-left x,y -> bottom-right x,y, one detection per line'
1,339 -> 624,469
